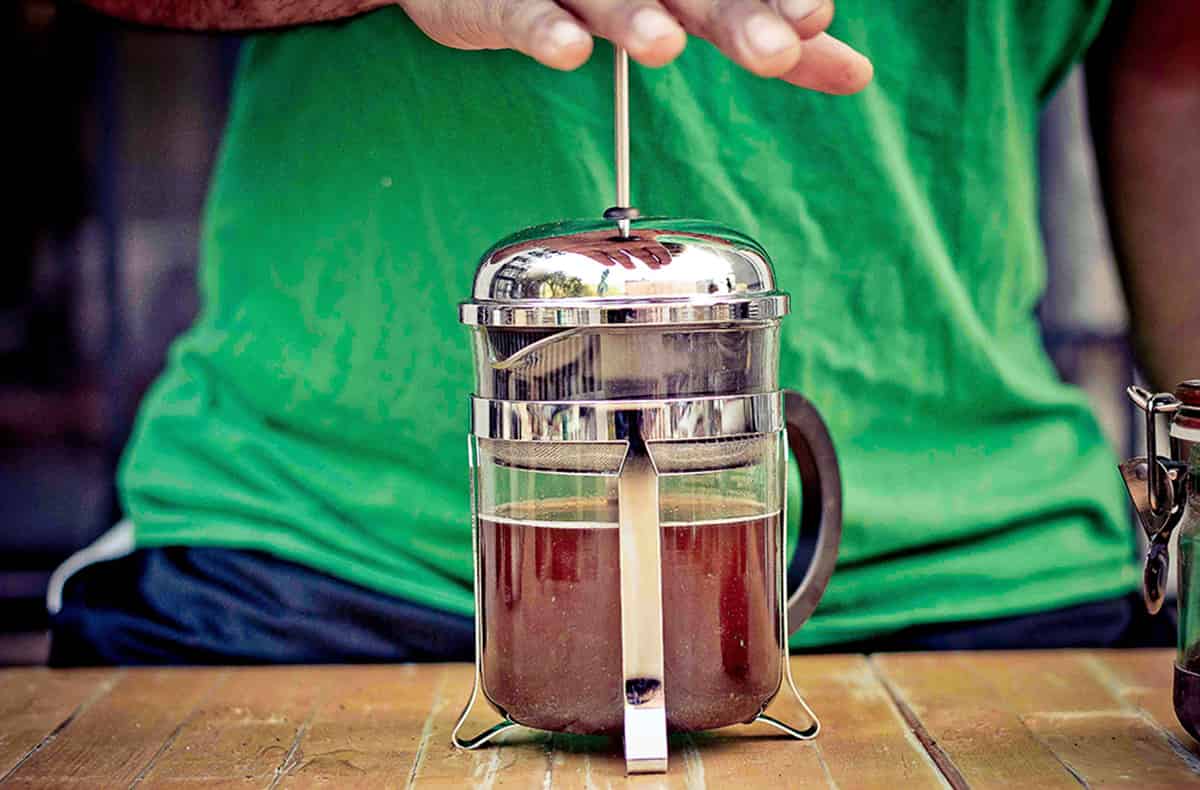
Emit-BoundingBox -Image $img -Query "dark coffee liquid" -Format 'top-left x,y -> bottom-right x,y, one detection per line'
479,498 -> 782,735
1174,663 -> 1200,742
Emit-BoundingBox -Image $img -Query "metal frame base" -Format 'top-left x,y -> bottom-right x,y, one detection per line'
752,659 -> 821,740
450,709 -> 517,750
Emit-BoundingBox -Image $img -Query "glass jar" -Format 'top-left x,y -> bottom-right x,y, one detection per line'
1169,387 -> 1200,739
1121,381 -> 1200,740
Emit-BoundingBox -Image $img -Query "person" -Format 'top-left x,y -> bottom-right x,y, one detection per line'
50,0 -> 1197,665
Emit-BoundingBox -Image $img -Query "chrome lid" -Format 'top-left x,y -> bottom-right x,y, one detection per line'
460,218 -> 789,327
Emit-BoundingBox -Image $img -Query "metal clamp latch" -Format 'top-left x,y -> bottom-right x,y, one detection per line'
1121,385 -> 1190,613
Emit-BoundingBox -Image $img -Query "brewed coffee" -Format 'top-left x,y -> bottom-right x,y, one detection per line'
1175,661 -> 1200,742
479,496 -> 782,734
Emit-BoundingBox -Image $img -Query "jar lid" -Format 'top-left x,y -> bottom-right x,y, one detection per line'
459,218 -> 789,327
1175,380 -> 1200,407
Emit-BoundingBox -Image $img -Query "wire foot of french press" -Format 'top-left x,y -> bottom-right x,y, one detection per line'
451,717 -> 517,750
450,709 -> 517,750
450,675 -> 518,750
751,660 -> 820,740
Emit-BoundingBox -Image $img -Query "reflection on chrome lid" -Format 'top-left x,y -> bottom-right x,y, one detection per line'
461,217 -> 788,327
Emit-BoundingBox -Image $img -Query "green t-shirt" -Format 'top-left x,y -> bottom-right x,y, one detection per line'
119,0 -> 1136,647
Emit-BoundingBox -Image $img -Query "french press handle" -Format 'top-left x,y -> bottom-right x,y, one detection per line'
783,391 -> 844,632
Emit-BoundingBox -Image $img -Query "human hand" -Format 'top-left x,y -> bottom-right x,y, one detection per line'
398,0 -> 873,94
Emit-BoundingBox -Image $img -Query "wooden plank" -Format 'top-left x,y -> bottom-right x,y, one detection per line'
4,668 -> 223,786
541,731 -> 686,790
134,666 -> 335,788
406,664 -> 564,789
1085,648 -> 1200,761
787,655 -> 946,789
8,652 -> 1190,788
0,667 -> 119,779
1023,712 -> 1200,789
664,654 -> 946,790
875,650 -> 1200,789
682,709 -> 832,789
951,651 -> 1200,786
412,655 -> 939,789
417,662 -> 794,788
952,651 -> 1126,715
872,652 -> 1085,789
274,664 -> 449,789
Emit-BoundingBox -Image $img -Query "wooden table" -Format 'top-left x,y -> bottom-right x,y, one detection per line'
2,650 -> 1198,788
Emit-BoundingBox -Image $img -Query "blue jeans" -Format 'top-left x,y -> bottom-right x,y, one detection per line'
49,546 -> 1174,666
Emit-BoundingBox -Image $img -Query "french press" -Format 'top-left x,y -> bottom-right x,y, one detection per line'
450,48 -> 843,774
1121,381 -> 1200,741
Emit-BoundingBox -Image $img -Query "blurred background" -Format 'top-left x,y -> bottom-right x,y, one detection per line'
0,1 -> 1141,664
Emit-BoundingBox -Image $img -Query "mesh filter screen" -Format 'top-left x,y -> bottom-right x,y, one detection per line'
478,438 -> 627,475
478,436 -> 772,475
648,436 -> 771,473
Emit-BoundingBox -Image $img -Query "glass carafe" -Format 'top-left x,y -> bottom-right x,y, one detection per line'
451,218 -> 843,773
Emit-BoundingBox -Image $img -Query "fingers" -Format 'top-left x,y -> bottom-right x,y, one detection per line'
769,0 -> 834,40
401,0 -> 594,70
399,0 -> 873,93
497,0 -> 596,69
558,0 -> 688,67
662,0 -> 802,77
779,32 -> 873,94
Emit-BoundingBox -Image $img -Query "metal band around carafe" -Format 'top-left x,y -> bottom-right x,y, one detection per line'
470,392 -> 784,443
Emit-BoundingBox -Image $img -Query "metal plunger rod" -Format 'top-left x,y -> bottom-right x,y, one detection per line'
613,46 -> 632,238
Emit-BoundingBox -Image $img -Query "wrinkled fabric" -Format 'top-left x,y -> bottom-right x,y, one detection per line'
50,547 -> 473,665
